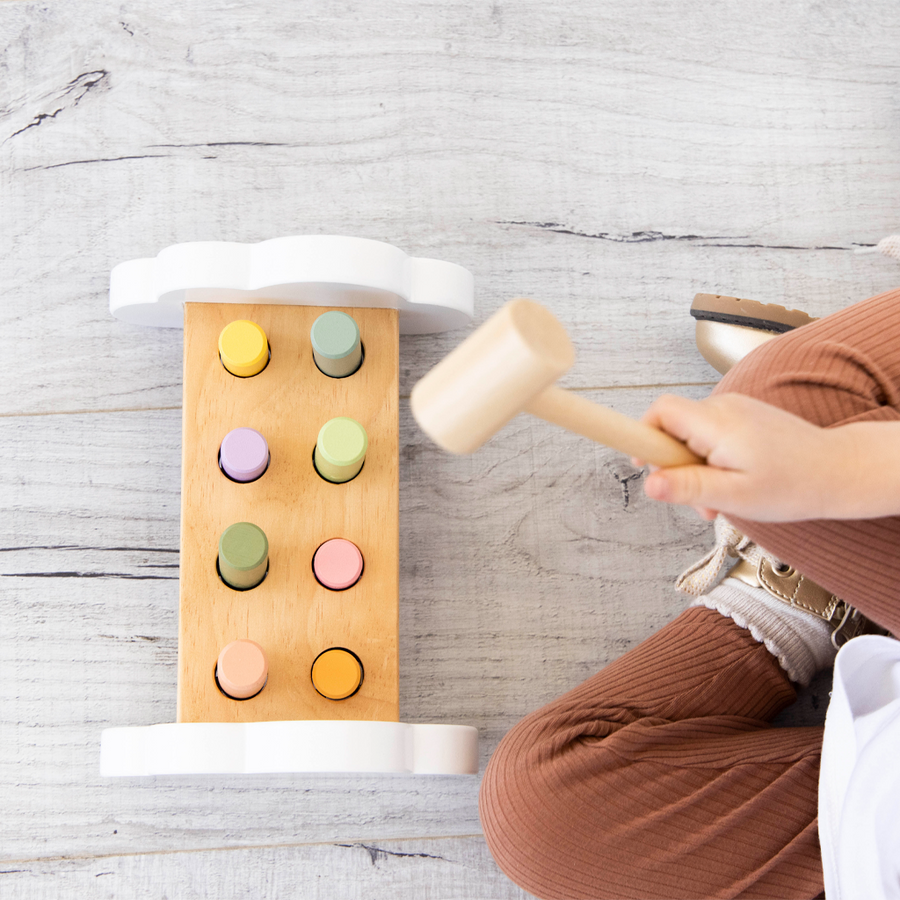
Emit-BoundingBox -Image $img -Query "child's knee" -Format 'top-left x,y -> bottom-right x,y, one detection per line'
479,720 -> 568,898
478,713 -> 629,899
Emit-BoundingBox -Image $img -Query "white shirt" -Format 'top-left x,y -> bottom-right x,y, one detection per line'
819,635 -> 900,899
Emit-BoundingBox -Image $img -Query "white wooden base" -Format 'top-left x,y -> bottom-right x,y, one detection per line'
100,721 -> 478,776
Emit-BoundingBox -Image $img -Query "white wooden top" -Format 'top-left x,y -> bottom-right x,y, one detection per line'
109,235 -> 474,334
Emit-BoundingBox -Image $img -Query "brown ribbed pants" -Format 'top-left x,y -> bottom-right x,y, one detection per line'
480,287 -> 900,900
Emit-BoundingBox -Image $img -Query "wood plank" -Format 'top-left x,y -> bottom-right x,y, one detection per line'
0,385 -> 826,862
0,388 -> 689,857
0,1 -> 898,413
0,836 -> 530,900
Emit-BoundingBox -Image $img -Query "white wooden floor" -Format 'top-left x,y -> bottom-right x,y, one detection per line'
1,1 -> 898,897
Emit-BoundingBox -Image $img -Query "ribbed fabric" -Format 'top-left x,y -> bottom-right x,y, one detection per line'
480,607 -> 823,899
480,289 -> 900,899
692,580 -> 836,686
716,286 -> 900,637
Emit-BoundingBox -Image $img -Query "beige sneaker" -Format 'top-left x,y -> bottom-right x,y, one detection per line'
678,518 -> 888,653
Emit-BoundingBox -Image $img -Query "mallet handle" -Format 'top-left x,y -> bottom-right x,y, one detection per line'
525,385 -> 703,468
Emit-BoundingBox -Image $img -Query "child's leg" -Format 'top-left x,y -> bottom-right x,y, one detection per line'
480,606 -> 824,900
481,289 -> 900,898
714,286 -> 900,634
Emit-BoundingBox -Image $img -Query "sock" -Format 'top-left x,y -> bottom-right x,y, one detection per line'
692,579 -> 837,686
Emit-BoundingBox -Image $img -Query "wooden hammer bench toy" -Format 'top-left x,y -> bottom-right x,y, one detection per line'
100,235 -> 478,776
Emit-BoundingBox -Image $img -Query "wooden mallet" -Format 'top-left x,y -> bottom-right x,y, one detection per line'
410,299 -> 703,467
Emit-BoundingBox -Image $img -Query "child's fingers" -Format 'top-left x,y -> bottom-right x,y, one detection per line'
644,465 -> 742,512
641,394 -> 718,455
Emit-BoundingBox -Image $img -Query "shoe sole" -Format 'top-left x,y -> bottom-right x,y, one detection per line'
691,293 -> 817,334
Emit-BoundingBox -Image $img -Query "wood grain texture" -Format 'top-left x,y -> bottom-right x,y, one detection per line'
1,0 -> 896,895
1,1 -> 899,417
179,303 -> 399,723
0,836 -> 530,900
0,390 -> 829,859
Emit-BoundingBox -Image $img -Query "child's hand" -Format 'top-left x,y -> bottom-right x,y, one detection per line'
634,393 -> 848,523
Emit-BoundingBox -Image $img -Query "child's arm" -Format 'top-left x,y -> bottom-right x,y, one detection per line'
638,393 -> 900,522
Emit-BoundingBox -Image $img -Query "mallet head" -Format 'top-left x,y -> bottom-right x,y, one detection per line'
410,299 -> 574,454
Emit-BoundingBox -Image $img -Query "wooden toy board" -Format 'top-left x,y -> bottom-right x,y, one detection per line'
178,302 -> 399,724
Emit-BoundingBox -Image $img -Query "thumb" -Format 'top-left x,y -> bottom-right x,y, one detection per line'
644,465 -> 739,510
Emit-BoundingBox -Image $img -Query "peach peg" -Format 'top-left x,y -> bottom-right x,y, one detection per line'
410,299 -> 703,468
